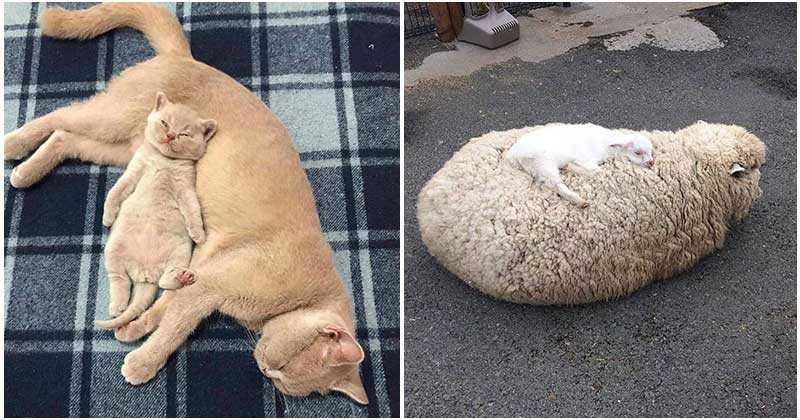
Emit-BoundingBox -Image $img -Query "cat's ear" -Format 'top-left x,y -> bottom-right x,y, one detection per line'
331,368 -> 369,405
201,119 -> 218,142
321,326 -> 365,366
610,140 -> 633,149
154,92 -> 170,111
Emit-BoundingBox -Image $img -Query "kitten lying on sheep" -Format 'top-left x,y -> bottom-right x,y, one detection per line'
506,123 -> 655,207
418,122 -> 765,305
95,92 -> 217,329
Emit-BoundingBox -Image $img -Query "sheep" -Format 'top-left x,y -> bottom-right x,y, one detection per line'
417,122 -> 766,305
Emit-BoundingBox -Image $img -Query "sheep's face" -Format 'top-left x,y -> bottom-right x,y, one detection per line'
687,122 -> 766,223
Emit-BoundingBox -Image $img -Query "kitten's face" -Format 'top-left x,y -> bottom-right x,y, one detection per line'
255,326 -> 368,404
622,134 -> 655,169
146,92 -> 217,160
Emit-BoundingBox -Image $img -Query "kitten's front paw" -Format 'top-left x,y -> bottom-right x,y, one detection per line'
122,349 -> 163,385
189,229 -> 205,244
578,201 -> 590,209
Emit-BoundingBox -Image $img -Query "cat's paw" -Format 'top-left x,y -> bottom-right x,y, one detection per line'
9,165 -> 35,189
175,269 -> 196,286
115,321 -> 148,342
4,130 -> 30,160
122,349 -> 163,385
578,201 -> 590,209
102,209 -> 118,227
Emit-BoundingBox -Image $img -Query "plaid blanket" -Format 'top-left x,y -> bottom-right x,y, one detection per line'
4,2 -> 399,417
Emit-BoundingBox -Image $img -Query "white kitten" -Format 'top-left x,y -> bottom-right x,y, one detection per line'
506,123 -> 654,207
95,92 -> 217,329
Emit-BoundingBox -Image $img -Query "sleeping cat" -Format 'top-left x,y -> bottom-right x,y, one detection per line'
506,123 -> 655,207
95,92 -> 217,329
4,3 -> 369,404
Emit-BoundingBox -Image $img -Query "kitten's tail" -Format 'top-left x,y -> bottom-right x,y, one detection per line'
95,283 -> 158,329
40,3 -> 191,58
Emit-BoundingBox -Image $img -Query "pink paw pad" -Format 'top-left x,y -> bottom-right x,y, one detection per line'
175,270 -> 195,286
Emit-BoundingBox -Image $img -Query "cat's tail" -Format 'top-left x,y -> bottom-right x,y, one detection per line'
94,283 -> 158,329
40,3 -> 191,58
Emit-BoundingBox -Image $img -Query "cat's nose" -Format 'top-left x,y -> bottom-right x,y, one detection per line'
167,132 -> 176,140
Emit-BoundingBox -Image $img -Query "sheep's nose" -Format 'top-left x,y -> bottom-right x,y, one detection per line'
645,160 -> 654,169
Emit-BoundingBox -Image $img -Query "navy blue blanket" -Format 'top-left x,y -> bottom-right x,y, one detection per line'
4,2 -> 399,417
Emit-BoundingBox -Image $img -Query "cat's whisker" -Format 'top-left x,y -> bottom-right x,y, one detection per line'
243,328 -> 258,348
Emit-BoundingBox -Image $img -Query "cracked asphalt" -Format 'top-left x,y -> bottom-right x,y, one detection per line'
404,3 -> 796,417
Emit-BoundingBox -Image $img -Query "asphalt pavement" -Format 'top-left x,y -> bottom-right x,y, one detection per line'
404,3 -> 796,417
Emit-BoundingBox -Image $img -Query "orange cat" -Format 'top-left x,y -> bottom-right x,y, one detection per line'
5,3 -> 367,404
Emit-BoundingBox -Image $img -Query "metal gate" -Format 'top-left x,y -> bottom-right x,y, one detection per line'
404,3 -> 437,39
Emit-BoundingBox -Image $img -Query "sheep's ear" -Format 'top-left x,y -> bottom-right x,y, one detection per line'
154,92 -> 170,111
730,162 -> 746,177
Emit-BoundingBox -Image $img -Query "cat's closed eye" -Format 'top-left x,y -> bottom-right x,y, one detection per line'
160,119 -> 168,128
179,133 -> 189,138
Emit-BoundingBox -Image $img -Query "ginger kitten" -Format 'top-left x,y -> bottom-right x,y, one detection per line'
95,92 -> 217,329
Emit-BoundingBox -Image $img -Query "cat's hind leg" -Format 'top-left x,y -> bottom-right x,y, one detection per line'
566,160 -> 600,177
96,255 -> 159,329
115,290 -> 176,343
535,159 -> 589,208
95,282 -> 158,329
10,130 -> 135,188
121,284 -> 220,384
105,241 -> 132,317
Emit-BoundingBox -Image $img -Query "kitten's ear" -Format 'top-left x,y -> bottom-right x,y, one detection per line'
201,119 -> 218,142
331,368 -> 369,405
154,91 -> 170,111
610,140 -> 634,149
321,326 -> 365,366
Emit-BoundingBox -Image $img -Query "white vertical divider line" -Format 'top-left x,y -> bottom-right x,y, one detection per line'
398,1 -> 405,416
